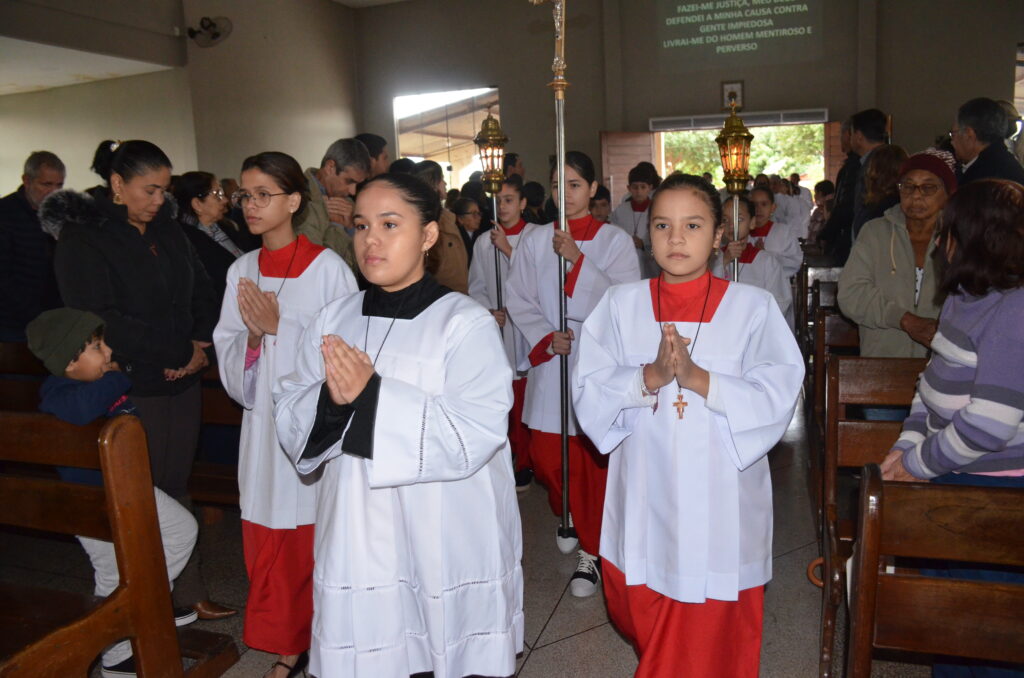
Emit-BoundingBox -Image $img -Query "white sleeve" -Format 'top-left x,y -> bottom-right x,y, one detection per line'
566,230 -> 641,322
365,312 -> 513,487
273,309 -> 334,473
213,262 -> 257,409
704,292 -> 804,470
772,222 -> 804,278
573,291 -> 655,454
505,231 -> 557,351
468,236 -> 493,309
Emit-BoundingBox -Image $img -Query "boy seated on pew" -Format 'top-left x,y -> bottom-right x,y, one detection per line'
26,308 -> 198,678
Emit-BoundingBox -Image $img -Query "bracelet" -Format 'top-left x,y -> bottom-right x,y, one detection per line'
640,364 -> 660,397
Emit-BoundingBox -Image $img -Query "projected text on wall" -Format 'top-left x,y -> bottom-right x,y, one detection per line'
657,0 -> 823,70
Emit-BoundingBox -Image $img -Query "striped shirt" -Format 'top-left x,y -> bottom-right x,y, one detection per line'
896,287 -> 1024,479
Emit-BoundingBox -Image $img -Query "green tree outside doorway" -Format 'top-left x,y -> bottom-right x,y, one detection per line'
662,124 -> 825,188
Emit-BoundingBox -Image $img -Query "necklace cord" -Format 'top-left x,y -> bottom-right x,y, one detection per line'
364,291 -> 408,366
656,271 -> 712,359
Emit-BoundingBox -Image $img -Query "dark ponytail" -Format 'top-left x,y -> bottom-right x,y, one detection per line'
91,140 -> 172,185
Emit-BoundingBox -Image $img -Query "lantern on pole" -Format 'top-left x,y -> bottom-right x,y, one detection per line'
475,110 -> 508,198
715,97 -> 754,281
474,110 -> 509,328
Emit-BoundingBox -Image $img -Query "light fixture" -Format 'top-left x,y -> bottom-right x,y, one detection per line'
474,110 -> 508,198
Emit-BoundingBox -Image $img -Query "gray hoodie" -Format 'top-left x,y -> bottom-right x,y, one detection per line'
837,204 -> 941,358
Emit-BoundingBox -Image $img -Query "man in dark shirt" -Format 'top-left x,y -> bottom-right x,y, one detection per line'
951,97 -> 1024,186
0,150 -> 66,340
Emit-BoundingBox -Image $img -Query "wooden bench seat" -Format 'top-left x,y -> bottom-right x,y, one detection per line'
0,412 -> 238,677
846,464 -> 1024,676
813,355 -> 926,678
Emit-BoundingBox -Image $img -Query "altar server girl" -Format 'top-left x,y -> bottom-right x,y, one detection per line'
274,172 -> 523,678
505,150 -> 640,597
468,174 -> 533,487
713,194 -> 795,328
748,185 -> 804,278
574,173 -> 803,677
213,151 -> 358,678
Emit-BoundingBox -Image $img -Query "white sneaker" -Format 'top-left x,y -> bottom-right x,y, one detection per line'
569,550 -> 601,598
555,514 -> 578,555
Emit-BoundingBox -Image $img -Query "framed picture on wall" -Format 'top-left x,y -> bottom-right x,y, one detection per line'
722,81 -> 744,109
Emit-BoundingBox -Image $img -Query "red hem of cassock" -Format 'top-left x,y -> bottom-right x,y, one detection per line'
241,520 -> 314,655
603,561 -> 764,678
528,430 -> 607,555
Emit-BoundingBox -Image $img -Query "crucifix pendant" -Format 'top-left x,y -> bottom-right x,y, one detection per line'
674,391 -> 688,419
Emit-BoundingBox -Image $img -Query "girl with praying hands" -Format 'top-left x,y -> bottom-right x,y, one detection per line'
213,152 -> 357,678
273,173 -> 523,678
573,173 -> 804,678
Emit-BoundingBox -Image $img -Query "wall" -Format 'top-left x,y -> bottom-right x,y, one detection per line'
876,0 -> 1024,154
0,69 -> 198,191
183,0 -> 360,180
354,0 -> 608,186
616,0 -> 862,130
0,0 -> 185,66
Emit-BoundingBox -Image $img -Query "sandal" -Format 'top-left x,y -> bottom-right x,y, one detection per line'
265,651 -> 309,678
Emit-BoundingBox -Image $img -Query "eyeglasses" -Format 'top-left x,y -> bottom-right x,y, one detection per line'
948,128 -> 960,139
202,188 -> 226,201
898,182 -> 943,197
230,190 -> 288,208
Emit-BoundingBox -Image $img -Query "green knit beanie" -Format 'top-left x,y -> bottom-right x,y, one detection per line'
26,308 -> 105,377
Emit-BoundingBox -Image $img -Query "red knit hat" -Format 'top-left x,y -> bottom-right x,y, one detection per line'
899,149 -> 957,195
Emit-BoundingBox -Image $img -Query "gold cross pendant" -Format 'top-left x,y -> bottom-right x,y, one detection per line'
674,392 -> 688,419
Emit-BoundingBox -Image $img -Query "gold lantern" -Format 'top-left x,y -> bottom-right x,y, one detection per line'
715,99 -> 754,195
474,111 -> 508,197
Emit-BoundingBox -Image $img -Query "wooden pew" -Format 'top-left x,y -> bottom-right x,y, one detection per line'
846,464 -> 1024,677
796,259 -> 841,358
0,412 -> 238,677
0,342 -> 48,412
813,355 -> 926,678
811,308 -> 859,429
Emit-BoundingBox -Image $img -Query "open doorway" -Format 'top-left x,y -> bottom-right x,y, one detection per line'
658,123 -> 825,191
393,87 -> 499,190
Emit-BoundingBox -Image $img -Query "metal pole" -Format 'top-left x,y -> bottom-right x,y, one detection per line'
732,194 -> 739,282
492,194 -> 505,339
531,0 -> 572,538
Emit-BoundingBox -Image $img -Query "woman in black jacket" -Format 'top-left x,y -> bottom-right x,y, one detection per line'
173,171 -> 257,306
44,139 -> 233,620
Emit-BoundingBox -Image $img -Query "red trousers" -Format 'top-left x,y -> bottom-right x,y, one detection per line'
529,430 -> 608,555
603,561 -> 764,678
509,377 -> 532,471
241,520 -> 314,655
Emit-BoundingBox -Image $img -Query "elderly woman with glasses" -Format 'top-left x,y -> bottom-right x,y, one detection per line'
174,171 -> 258,305
838,150 -> 957,359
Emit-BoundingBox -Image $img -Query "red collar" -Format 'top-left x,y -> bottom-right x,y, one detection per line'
649,271 -> 728,322
749,220 -> 774,238
739,242 -> 760,264
552,215 -> 602,241
630,198 -> 650,212
502,218 -> 527,236
258,234 -> 324,278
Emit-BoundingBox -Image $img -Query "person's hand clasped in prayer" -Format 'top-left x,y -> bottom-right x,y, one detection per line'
321,334 -> 375,406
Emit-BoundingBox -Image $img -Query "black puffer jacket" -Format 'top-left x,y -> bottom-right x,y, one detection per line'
42,188 -> 218,396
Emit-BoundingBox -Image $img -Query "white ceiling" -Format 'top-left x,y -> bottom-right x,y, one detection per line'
0,36 -> 169,97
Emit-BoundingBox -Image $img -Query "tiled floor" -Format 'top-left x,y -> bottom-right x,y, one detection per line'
1,397 -> 932,676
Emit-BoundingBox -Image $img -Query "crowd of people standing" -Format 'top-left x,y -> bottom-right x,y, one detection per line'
3,92 -> 1023,678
